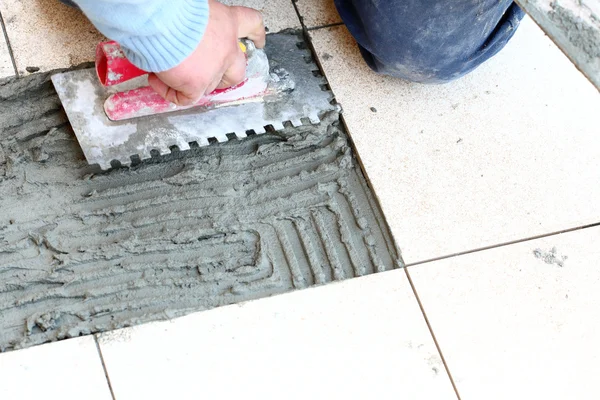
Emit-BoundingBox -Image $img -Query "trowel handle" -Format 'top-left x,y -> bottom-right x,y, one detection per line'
96,41 -> 251,87
96,41 -> 147,87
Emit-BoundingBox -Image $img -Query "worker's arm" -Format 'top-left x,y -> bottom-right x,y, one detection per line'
73,0 -> 265,105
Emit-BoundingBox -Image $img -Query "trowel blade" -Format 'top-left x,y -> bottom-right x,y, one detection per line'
51,33 -> 336,170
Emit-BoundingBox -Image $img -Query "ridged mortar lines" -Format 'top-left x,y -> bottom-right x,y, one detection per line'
0,50 -> 400,352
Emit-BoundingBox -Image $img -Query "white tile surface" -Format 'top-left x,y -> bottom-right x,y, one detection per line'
309,19 -> 600,264
409,225 -> 600,399
0,0 -> 104,74
0,337 -> 112,400
295,0 -> 342,28
0,28 -> 13,77
98,270 -> 456,400
220,0 -> 301,32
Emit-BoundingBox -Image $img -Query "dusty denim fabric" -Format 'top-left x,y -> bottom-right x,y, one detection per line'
334,0 -> 525,83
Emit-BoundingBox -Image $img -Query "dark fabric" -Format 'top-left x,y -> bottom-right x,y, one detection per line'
59,0 -> 79,8
334,0 -> 525,83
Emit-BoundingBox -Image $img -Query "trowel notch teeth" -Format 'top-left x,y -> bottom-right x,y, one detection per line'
166,144 -> 182,153
56,34 -> 337,167
130,154 -> 142,165
196,138 -> 210,147
109,159 -> 125,169
138,150 -> 152,161
148,148 -> 164,157
272,122 -> 285,131
97,161 -> 111,170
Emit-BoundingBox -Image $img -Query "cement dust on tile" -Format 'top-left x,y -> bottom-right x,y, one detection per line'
0,336 -> 112,400
0,0 -> 104,74
408,225 -> 600,399
0,29 -> 14,78
98,269 -> 456,400
219,0 -> 300,31
309,19 -> 600,264
295,0 -> 342,28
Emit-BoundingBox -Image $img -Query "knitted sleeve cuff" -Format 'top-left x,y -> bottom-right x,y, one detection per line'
118,0 -> 209,72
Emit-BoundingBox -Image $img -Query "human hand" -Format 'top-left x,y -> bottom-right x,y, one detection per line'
148,0 -> 266,106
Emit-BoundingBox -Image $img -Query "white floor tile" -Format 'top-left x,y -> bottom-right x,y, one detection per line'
309,19 -> 600,264
296,0 -> 342,28
0,337 -> 112,400
0,0 -> 105,74
98,270 -> 456,400
409,225 -> 600,399
221,0 -> 300,32
0,28 -> 13,77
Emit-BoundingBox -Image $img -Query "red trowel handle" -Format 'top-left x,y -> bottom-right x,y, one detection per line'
96,41 -> 147,86
96,40 -> 249,87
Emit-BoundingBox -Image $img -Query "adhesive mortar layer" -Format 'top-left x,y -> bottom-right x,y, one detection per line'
0,49 -> 400,352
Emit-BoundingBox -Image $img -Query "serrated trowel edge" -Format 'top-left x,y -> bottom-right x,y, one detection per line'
52,32 -> 337,170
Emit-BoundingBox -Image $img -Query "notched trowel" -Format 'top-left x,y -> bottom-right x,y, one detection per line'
52,33 -> 337,170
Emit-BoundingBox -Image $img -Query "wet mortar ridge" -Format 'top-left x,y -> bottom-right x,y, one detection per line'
0,53 -> 400,352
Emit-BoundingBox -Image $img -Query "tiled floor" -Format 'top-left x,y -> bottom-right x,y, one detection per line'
408,226 -> 600,399
295,0 -> 341,28
0,336 -> 112,400
98,270 -> 455,399
220,0 -> 301,31
0,0 -> 104,75
0,27 -> 14,77
309,18 -> 600,264
1,1 -> 600,399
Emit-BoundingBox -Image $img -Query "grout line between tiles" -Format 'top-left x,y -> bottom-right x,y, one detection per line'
405,221 -> 600,267
295,11 -> 406,267
289,0 -> 308,31
94,336 -> 117,400
336,111 -> 406,265
306,22 -> 345,31
298,12 -> 450,397
404,267 -> 462,400
0,10 -> 18,77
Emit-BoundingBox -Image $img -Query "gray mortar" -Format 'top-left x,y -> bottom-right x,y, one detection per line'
517,0 -> 600,89
0,66 -> 401,351
548,2 -> 600,60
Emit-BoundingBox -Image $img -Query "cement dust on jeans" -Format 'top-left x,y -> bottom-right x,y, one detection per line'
0,49 -> 400,353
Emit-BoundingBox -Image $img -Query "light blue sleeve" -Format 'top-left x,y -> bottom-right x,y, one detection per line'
74,0 -> 209,72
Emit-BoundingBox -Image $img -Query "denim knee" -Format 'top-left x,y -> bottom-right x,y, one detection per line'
334,0 -> 525,83
59,0 -> 79,8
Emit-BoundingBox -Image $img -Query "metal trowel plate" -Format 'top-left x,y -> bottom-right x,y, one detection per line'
52,33 -> 336,170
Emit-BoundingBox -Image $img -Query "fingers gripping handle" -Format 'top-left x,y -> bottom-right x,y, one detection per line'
95,41 -> 249,87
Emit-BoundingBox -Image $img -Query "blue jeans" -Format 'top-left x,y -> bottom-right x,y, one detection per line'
334,0 -> 525,83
